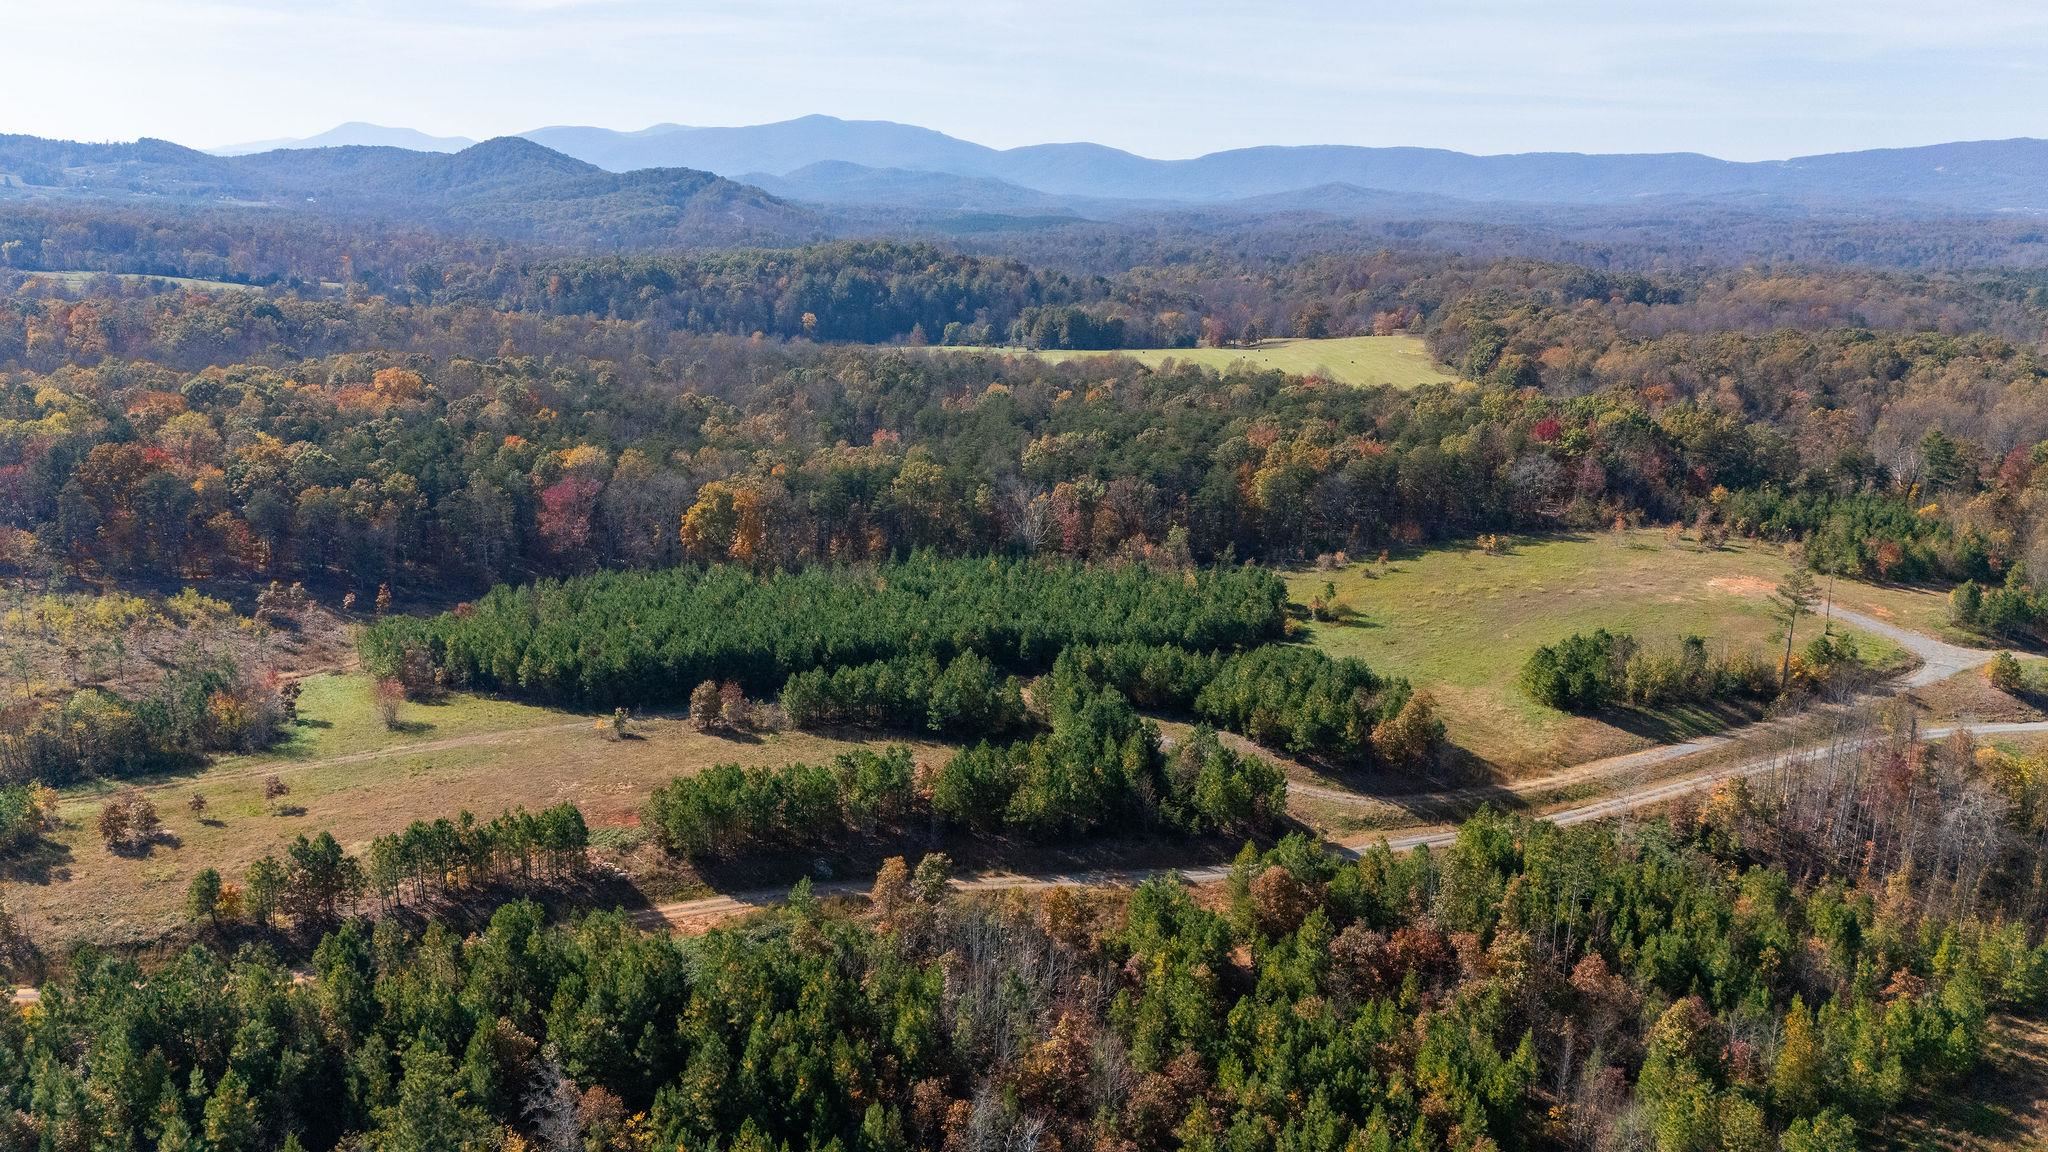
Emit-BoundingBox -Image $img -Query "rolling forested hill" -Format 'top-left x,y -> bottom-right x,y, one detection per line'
0,134 -> 824,247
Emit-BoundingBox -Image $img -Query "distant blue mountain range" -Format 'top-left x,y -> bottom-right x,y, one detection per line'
216,115 -> 2048,213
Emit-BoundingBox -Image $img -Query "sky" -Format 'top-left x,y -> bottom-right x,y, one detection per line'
5,0 -> 2048,161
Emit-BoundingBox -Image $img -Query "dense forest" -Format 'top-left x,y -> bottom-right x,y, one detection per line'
5,292 -> 2044,604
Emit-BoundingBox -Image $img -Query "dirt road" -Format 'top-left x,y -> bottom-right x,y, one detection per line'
1829,605 -> 1993,687
631,717 -> 2048,933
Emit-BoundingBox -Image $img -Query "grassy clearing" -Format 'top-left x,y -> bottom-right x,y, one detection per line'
20,270 -> 264,293
7,673 -> 957,944
1290,530 -> 1934,775
963,334 -> 1457,389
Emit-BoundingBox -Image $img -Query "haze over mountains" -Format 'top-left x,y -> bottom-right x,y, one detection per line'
8,115 -> 2048,265
0,132 -> 820,247
212,115 -> 2048,215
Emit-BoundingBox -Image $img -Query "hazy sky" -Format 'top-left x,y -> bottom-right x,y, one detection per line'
8,0 -> 2048,160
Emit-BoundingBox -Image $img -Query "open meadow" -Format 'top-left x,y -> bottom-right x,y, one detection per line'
5,673 -> 957,943
965,334 -> 1457,388
1288,530 -> 1950,774
17,270 -> 268,293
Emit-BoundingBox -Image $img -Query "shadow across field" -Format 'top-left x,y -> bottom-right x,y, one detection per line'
0,838 -> 73,885
1597,697 -> 1765,745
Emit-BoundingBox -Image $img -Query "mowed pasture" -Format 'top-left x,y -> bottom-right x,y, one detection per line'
972,334 -> 1457,388
1289,531 -> 1942,774
5,673 -> 957,944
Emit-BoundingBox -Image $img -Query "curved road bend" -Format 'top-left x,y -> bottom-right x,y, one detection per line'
1826,605 -> 1994,687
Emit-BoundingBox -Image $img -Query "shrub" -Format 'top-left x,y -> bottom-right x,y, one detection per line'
688,680 -> 722,732
96,792 -> 162,854
1521,629 -> 1633,712
1371,689 -> 1446,769
0,784 -> 53,855
1987,651 -> 2025,694
0,660 -> 290,787
372,677 -> 406,730
719,681 -> 752,732
1949,568 -> 2045,642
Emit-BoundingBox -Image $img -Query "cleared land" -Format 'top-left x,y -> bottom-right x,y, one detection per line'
972,334 -> 1457,388
6,673 -> 956,944
19,270 -> 265,293
1288,531 -> 1946,774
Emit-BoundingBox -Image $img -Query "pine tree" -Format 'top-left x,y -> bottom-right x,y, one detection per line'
1773,567 -> 1819,689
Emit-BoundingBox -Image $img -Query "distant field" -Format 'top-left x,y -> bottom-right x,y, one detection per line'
1290,531 -> 1939,774
20,270 -> 264,293
8,673 -> 957,944
965,334 -> 1457,388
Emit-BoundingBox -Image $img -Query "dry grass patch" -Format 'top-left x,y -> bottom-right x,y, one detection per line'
956,334 -> 1457,389
5,673 -> 954,945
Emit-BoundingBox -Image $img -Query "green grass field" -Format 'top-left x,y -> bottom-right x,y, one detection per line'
965,334 -> 1457,388
1290,531 -> 1937,774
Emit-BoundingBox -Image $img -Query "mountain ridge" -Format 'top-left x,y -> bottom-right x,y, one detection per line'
195,116 -> 2048,212
213,121 -> 477,156
0,133 -> 825,247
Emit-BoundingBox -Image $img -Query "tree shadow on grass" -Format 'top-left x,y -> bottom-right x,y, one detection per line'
1597,698 -> 1762,745
1294,745 -> 1533,829
109,830 -> 181,860
0,837 -> 73,885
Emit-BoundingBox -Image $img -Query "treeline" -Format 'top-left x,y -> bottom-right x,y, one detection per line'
434,242 -> 1110,345
360,556 -> 1288,707
10,715 -> 2048,1152
1949,565 -> 2047,644
191,802 -> 592,930
645,747 -> 918,858
781,639 -> 1425,764
368,558 -> 1438,772
1520,629 -> 1863,714
778,651 -> 1029,738
0,659 -> 292,786
1723,485 -> 1997,585
648,657 -> 1292,855
925,654 -> 1274,840
362,803 -> 590,909
1067,641 -> 1431,762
